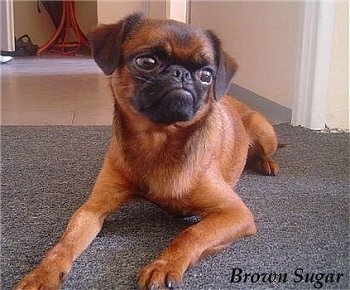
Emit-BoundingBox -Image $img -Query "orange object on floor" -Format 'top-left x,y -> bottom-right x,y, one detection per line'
37,0 -> 90,55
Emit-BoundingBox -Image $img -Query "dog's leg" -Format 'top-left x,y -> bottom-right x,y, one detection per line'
137,181 -> 256,289
244,112 -> 279,175
15,158 -> 133,290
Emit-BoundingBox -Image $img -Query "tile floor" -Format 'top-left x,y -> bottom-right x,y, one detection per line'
1,56 -> 286,126
1,56 -> 113,125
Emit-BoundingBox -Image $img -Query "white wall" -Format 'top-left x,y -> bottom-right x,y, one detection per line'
166,0 -> 187,22
191,1 -> 348,130
14,1 -> 55,46
190,1 -> 302,109
326,2 -> 349,130
97,1 -> 145,24
97,0 -> 166,24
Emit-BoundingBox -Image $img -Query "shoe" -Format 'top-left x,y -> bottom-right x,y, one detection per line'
0,55 -> 13,64
15,34 -> 38,56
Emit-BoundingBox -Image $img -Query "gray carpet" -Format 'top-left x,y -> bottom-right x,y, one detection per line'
1,124 -> 349,289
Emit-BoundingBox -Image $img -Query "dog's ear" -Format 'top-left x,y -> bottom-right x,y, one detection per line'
205,30 -> 238,101
89,13 -> 144,75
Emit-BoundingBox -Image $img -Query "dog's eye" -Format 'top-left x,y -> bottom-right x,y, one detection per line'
199,69 -> 213,85
135,56 -> 157,71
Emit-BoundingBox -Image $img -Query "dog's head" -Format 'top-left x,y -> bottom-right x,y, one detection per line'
89,13 -> 237,125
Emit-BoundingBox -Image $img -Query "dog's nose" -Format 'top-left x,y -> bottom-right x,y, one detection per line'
170,66 -> 192,83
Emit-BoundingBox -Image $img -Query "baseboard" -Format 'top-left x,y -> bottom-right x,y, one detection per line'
228,83 -> 292,124
1,50 -> 15,57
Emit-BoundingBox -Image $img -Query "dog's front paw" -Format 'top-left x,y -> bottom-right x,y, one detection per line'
255,158 -> 279,176
137,259 -> 184,289
15,266 -> 66,290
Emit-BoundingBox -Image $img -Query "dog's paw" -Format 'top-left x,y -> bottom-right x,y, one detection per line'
254,158 -> 279,176
15,266 -> 65,290
137,259 -> 183,289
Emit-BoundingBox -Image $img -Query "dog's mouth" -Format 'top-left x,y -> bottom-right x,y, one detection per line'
136,89 -> 197,125
141,89 -> 193,109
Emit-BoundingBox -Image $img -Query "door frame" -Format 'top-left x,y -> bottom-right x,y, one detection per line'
292,1 -> 335,130
165,0 -> 188,22
0,0 -> 15,53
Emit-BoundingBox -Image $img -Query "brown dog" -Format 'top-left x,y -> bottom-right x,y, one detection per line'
16,13 -> 279,290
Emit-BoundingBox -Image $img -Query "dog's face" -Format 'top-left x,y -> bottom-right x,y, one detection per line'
90,14 -> 237,125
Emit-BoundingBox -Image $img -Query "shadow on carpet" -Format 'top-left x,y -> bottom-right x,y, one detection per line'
1,124 -> 349,289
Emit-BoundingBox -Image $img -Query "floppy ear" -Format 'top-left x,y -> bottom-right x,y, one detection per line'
205,30 -> 238,100
89,13 -> 144,75
214,51 -> 238,100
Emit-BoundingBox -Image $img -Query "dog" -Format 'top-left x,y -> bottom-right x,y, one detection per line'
16,13 -> 279,290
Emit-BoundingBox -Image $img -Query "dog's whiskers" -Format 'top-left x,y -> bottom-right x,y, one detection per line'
135,76 -> 157,85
